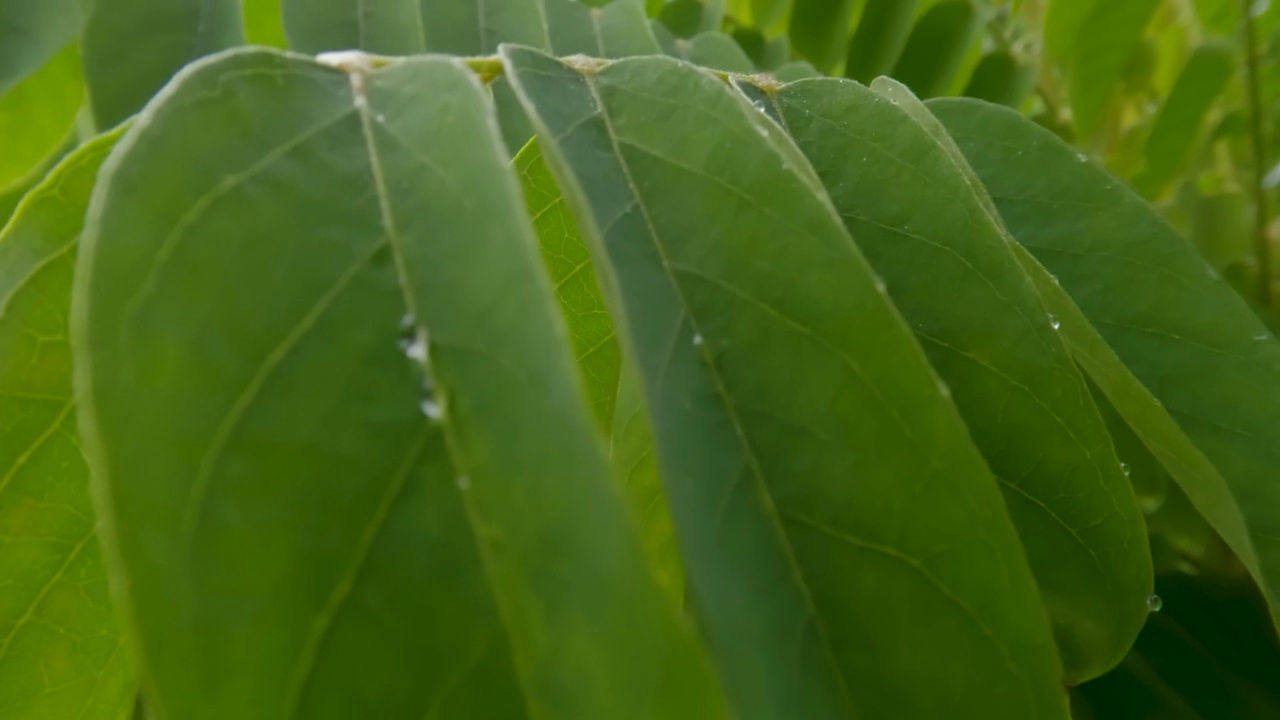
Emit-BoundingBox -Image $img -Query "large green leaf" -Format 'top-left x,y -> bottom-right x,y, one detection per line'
82,0 -> 244,128
73,47 -> 726,719
282,0 -> 426,55
776,77 -> 1153,683
1043,0 -> 1160,139
0,44 -> 83,197
0,128 -> 134,720
504,45 -> 1067,720
0,0 -> 83,94
1132,42 -> 1235,199
931,97 -> 1280,632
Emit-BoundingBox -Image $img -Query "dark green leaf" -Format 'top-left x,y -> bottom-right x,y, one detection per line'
73,47 -> 725,719
546,0 -> 662,57
773,60 -> 820,81
0,128 -> 135,720
688,31 -> 755,72
788,0 -> 856,73
504,45 -> 1068,720
844,0 -> 919,83
962,50 -> 1037,108
890,0 -> 982,99
0,0 -> 83,94
82,0 -> 244,128
932,96 -> 1280,634
658,0 -> 704,38
778,77 -> 1153,683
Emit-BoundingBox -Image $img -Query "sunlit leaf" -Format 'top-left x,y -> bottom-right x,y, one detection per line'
0,127 -> 134,720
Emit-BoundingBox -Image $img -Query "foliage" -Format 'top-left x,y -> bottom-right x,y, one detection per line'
1,0 -> 1279,718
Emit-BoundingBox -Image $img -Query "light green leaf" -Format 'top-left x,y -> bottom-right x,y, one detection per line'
1132,41 -> 1235,199
0,44 -> 83,196
504,45 -> 1068,720
788,0 -> 857,73
931,96 -> 1280,633
513,138 -> 684,608
0,0 -> 83,94
777,77 -> 1152,684
243,0 -> 287,48
1043,0 -> 1160,139
889,0 -> 982,99
0,127 -> 134,720
844,0 -> 919,83
73,47 -> 725,719
514,139 -> 621,433
82,0 -> 244,129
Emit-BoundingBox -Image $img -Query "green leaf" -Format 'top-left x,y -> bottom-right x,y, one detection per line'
503,45 -> 1068,720
82,0 -> 244,129
843,0 -> 919,83
545,0 -> 662,57
0,0 -> 83,94
282,0 -> 427,54
773,60 -> 820,81
777,77 -> 1152,684
0,128 -> 135,720
1132,42 -> 1235,199
889,0 -> 982,99
0,43 -> 83,196
243,0 -> 287,48
962,50 -> 1037,108
687,31 -> 756,72
514,139 -> 621,433
1043,0 -> 1160,139
931,96 -> 1280,634
73,47 -> 726,719
513,138 -> 684,608
658,0 -> 704,38
285,0 -> 553,55
788,0 -> 857,73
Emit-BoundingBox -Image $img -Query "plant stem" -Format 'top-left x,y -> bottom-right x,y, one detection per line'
1241,0 -> 1274,308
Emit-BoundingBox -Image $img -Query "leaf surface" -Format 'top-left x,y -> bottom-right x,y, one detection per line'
0,128 -> 135,720
73,47 -> 724,720
82,0 -> 244,128
504,45 -> 1068,720
0,44 -> 83,196
932,96 -> 1280,632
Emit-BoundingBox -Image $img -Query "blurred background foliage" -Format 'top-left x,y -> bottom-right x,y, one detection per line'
3,0 -> 1279,716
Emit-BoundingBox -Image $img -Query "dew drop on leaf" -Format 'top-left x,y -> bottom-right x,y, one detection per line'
1048,314 -> 1060,330
1120,462 -> 1130,476
1146,594 -> 1162,613
692,333 -> 704,347
420,398 -> 444,420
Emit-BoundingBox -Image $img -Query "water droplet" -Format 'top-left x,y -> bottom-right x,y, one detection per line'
420,398 -> 444,420
456,475 -> 471,490
1255,333 -> 1270,341
1050,273 -> 1060,285
1048,314 -> 1060,330
1120,462 -> 1130,476
402,334 -> 427,362
752,99 -> 767,113
692,333 -> 704,347
1146,593 -> 1162,613
376,113 -> 386,123
1075,152 -> 1088,163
